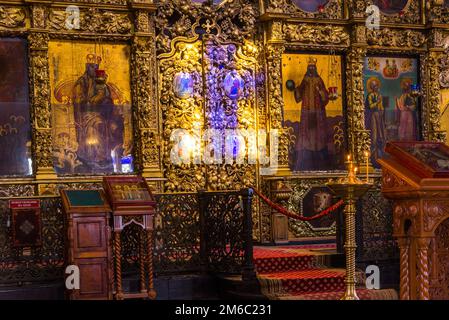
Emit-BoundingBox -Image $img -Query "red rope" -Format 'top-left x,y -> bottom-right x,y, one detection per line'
252,188 -> 344,221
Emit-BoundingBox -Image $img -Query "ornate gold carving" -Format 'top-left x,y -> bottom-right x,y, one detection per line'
31,5 -> 46,29
0,184 -> 35,198
265,0 -> 343,19
156,0 -> 257,55
48,8 -> 132,34
270,21 -> 284,42
28,32 -> 57,179
427,51 -> 445,141
265,43 -> 292,171
38,182 -> 103,196
345,47 -> 370,164
283,24 -> 350,46
132,34 -> 162,177
159,40 -> 205,192
428,2 -> 449,24
0,6 -> 26,29
366,28 -> 426,49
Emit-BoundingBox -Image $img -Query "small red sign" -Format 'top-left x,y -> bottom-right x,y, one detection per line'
9,199 -> 40,209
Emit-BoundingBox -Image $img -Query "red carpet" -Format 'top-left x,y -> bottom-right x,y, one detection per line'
254,245 -> 398,300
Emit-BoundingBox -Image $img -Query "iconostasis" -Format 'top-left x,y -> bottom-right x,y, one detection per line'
0,0 -> 449,244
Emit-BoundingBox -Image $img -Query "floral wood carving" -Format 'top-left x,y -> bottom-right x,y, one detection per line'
131,34 -> 161,176
0,6 -> 26,29
428,51 -> 445,141
48,8 -> 132,34
393,200 -> 420,235
155,0 -> 257,55
428,2 -> 449,24
366,28 -> 426,49
423,201 -> 449,232
382,170 -> 409,189
345,47 -> 370,164
283,24 -> 350,46
265,0 -> 343,20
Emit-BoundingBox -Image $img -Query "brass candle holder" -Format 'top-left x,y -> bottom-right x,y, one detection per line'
327,155 -> 372,300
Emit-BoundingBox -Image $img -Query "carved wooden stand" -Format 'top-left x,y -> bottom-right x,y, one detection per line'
103,176 -> 157,300
112,215 -> 156,300
379,142 -> 449,300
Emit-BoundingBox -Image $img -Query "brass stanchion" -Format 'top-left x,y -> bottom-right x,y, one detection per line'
327,155 -> 372,300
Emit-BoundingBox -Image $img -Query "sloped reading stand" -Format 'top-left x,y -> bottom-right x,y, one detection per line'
103,176 -> 157,300
60,189 -> 112,300
378,141 -> 449,300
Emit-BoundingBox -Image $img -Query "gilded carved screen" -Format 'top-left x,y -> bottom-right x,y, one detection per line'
0,38 -> 32,177
48,42 -> 133,175
159,39 -> 258,192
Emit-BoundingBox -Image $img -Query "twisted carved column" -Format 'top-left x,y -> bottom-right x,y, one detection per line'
417,237 -> 431,300
397,237 -> 410,300
113,231 -> 124,300
146,229 -> 156,299
139,230 -> 147,293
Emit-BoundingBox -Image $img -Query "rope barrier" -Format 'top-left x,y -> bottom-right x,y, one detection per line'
251,187 -> 344,221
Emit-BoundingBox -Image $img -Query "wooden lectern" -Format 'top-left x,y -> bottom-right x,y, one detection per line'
61,189 -> 113,300
103,176 -> 157,300
379,141 -> 449,300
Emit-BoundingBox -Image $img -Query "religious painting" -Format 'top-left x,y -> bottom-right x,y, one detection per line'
282,53 -> 346,172
49,41 -> 133,175
103,176 -> 154,203
0,38 -> 32,177
291,0 -> 329,13
301,186 -> 337,230
372,0 -> 410,15
223,71 -> 244,100
174,72 -> 194,99
363,56 -> 419,168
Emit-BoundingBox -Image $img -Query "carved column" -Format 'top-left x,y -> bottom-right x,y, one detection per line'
416,237 -> 431,300
426,50 -> 446,142
28,22 -> 57,180
397,237 -> 411,300
345,46 -> 371,165
131,5 -> 162,179
265,39 -> 291,177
